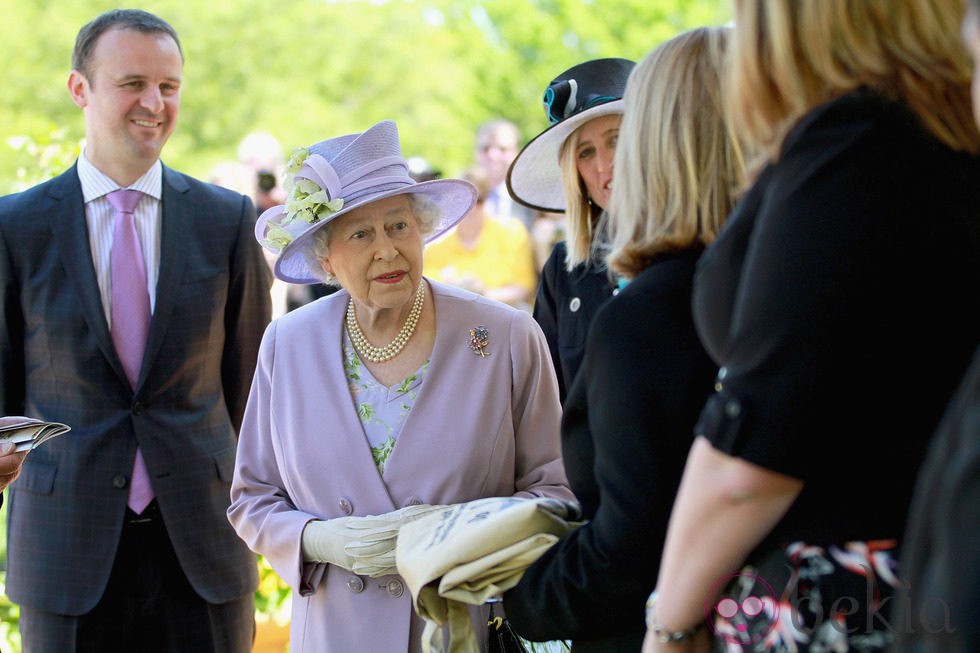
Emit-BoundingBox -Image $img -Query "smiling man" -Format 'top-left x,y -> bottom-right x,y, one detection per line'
0,9 -> 271,651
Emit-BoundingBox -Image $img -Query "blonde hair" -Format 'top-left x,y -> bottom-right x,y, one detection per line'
558,128 -> 614,271
731,0 -> 980,172
607,26 -> 745,279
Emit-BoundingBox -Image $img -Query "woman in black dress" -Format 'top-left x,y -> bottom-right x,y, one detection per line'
504,27 -> 744,651
644,1 -> 980,651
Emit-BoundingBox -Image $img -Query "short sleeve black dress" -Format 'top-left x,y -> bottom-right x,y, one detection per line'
690,87 -> 980,651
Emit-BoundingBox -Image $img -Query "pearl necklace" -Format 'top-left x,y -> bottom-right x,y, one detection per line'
346,282 -> 425,363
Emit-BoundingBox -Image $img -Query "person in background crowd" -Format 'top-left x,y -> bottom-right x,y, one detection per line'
507,58 -> 635,402
236,131 -> 287,215
407,155 -> 442,183
424,165 -> 537,310
209,131 -> 287,215
528,208 -> 567,272
209,131 -> 298,318
0,9 -> 271,651
644,1 -> 980,651
228,119 -> 573,652
890,1 -> 980,650
504,26 -> 743,651
475,118 -> 537,231
239,131 -> 338,316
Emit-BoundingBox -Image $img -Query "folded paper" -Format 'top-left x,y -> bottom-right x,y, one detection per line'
396,497 -> 582,653
0,417 -> 71,452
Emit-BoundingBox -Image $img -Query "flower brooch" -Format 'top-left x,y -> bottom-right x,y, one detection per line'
468,325 -> 490,357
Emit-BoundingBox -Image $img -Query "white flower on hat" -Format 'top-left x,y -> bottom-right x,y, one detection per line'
261,147 -> 344,251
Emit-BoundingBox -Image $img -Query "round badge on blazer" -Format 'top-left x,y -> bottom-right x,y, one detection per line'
569,297 -> 582,312
386,579 -> 404,597
346,576 -> 365,593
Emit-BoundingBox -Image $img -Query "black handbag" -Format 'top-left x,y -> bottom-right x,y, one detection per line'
487,602 -> 530,653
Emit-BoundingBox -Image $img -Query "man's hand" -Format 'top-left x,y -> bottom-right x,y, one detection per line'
0,418 -> 30,492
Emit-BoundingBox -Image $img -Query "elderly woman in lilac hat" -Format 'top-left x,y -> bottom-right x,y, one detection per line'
227,120 -> 573,652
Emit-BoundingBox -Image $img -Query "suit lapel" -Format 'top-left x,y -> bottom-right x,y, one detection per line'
48,168 -> 131,384
140,166 -> 192,387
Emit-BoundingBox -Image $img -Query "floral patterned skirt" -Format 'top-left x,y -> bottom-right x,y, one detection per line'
709,540 -> 901,652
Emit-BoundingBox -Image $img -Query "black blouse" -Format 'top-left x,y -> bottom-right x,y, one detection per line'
692,88 -> 980,544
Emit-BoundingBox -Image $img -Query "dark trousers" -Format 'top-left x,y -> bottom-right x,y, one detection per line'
19,502 -> 255,653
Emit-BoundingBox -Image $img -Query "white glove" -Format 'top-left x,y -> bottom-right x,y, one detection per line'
346,504 -> 447,577
301,519 -> 361,570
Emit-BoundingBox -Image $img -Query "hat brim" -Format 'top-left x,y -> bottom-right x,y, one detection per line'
273,178 -> 477,284
506,99 -> 624,214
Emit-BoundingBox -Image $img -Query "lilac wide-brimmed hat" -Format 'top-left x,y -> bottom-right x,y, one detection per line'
255,120 -> 477,284
506,58 -> 635,213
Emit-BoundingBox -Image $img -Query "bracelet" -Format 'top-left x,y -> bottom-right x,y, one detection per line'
645,591 -> 703,644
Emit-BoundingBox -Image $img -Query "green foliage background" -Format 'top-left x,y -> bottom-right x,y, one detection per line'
0,0 -> 730,194
0,1 -> 730,650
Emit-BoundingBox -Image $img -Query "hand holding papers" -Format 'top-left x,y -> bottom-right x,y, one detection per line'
0,416 -> 71,453
395,497 -> 582,653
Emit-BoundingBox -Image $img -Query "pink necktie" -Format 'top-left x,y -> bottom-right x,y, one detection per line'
106,189 -> 154,514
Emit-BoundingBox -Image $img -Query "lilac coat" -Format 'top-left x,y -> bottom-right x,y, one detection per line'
228,280 -> 573,652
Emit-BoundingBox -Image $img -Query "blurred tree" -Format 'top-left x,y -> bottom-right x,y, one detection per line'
0,0 -> 729,193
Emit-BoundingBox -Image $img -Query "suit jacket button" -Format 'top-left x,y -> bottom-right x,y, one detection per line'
132,402 -> 144,416
724,398 -> 742,418
346,576 -> 364,593
112,475 -> 127,489
404,496 -> 423,507
338,497 -> 354,515
386,579 -> 404,597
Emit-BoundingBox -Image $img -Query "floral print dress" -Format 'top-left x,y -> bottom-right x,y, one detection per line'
711,540 -> 901,652
343,331 -> 429,474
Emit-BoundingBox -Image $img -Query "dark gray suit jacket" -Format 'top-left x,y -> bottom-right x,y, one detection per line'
0,163 -> 271,615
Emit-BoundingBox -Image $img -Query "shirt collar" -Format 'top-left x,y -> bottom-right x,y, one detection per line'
77,151 -> 163,203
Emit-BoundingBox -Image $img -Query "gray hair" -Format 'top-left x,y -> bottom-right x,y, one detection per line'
300,193 -> 439,286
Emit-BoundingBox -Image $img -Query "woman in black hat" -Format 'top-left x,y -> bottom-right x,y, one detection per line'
503,27 -> 742,651
507,58 -> 635,402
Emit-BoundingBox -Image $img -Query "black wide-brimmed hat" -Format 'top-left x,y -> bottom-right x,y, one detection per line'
506,58 -> 635,213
